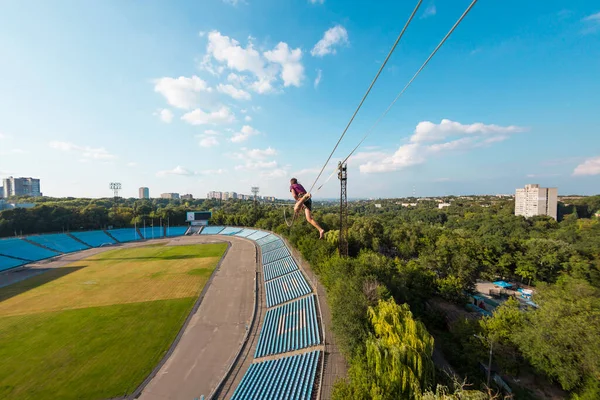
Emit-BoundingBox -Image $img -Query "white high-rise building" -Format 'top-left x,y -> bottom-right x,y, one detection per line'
515,184 -> 557,220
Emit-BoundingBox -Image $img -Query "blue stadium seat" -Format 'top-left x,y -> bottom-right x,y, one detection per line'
260,239 -> 285,253
140,226 -> 164,239
264,270 -> 312,308
231,351 -> 321,399
246,231 -> 270,241
200,226 -> 225,235
0,255 -> 26,272
262,246 -> 291,264
0,238 -> 59,261
165,226 -> 188,237
27,233 -> 90,253
218,227 -> 244,235
255,296 -> 321,358
234,229 -> 257,238
107,228 -> 141,243
71,231 -> 116,247
263,256 -> 298,281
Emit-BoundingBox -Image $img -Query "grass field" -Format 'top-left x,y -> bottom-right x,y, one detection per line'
0,242 -> 227,400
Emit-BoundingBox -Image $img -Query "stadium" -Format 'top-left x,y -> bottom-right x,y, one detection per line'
0,221 -> 343,399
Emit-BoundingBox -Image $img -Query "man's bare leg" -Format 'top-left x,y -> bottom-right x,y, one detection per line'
305,208 -> 325,239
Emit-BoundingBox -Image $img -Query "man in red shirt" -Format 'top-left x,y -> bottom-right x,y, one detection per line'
290,178 -> 325,239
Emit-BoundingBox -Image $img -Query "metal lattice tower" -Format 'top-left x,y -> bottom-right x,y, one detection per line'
338,162 -> 348,257
251,186 -> 259,208
109,182 -> 121,209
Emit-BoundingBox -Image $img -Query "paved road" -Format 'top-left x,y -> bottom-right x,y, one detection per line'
139,235 -> 256,400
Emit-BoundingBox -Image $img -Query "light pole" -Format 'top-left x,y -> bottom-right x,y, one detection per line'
474,334 -> 493,387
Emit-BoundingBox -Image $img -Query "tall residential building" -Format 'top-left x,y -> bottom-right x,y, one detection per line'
2,177 -> 42,197
160,193 -> 180,199
181,194 -> 193,200
515,184 -> 558,220
207,191 -> 222,200
139,187 -> 150,199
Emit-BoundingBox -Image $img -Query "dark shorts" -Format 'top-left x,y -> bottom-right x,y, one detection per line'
303,198 -> 312,211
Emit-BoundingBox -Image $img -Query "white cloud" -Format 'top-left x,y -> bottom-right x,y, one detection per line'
181,106 -> 235,125
235,160 -> 278,170
311,25 -> 349,57
246,147 -> 277,159
231,125 -> 260,143
314,69 -> 322,88
573,156 -> 600,176
127,162 -> 138,167
261,168 -> 288,179
156,166 -> 195,177
153,76 -> 211,110
411,119 -> 527,143
204,30 -> 305,93
309,0 -> 325,4
199,137 -> 219,148
217,83 -> 251,100
244,115 -> 252,122
421,5 -> 437,19
49,141 -> 116,161
206,31 -> 266,78
360,143 -> 426,173
0,132 -> 7,139
199,168 -> 226,175
359,119 -> 526,174
222,0 -> 243,5
154,108 -> 174,123
264,42 -> 304,87
204,129 -> 221,136
583,12 -> 600,22
293,167 -> 321,176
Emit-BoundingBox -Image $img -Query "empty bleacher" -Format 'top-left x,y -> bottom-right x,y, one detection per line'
140,226 -> 164,239
260,239 -> 286,254
27,233 -> 90,253
263,256 -> 299,281
256,234 -> 280,246
166,226 -> 188,237
262,246 -> 291,265
107,228 -> 141,243
265,270 -> 312,308
231,350 -> 321,400
71,231 -> 116,247
0,238 -> 59,261
200,226 -> 225,235
0,255 -> 27,272
234,229 -> 257,238
247,231 -> 270,241
255,295 -> 320,358
218,227 -> 244,235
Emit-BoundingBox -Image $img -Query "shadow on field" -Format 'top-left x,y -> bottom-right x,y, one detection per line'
93,254 -> 203,261
0,266 -> 85,304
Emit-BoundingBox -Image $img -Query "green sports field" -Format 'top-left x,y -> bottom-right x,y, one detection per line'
0,242 -> 227,400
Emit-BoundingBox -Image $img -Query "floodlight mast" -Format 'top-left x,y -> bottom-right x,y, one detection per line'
251,186 -> 259,208
109,182 -> 122,210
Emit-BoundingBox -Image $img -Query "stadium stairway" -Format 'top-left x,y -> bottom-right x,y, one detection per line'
22,237 -> 64,254
103,230 -> 119,243
67,232 -> 92,248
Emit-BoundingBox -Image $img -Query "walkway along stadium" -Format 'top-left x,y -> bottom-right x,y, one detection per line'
0,223 -> 339,399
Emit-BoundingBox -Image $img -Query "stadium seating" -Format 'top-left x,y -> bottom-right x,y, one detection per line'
140,226 -> 164,239
218,227 -> 244,235
200,226 -> 225,235
27,233 -> 90,253
107,228 -> 141,243
256,234 -> 281,246
262,246 -> 291,265
231,350 -> 320,400
234,229 -> 257,238
255,295 -> 320,358
259,239 -> 286,254
265,270 -> 312,308
166,226 -> 188,237
71,231 -> 116,247
247,231 -> 270,241
263,256 -> 299,281
0,238 -> 59,261
0,255 -> 27,272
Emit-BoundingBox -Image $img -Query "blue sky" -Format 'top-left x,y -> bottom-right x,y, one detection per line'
0,0 -> 599,199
